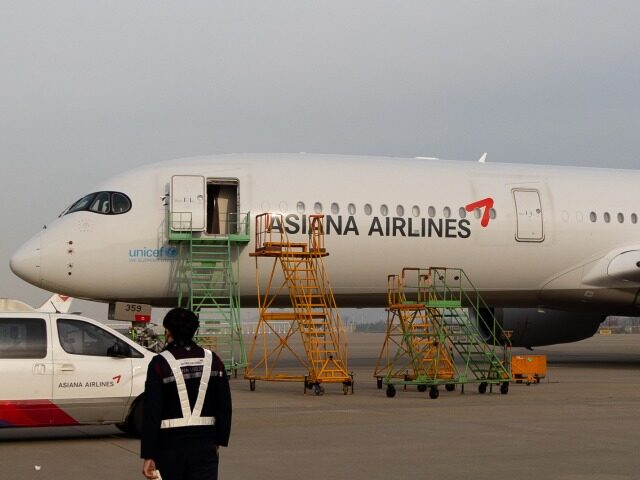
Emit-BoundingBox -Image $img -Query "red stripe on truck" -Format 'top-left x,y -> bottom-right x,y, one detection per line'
0,400 -> 79,427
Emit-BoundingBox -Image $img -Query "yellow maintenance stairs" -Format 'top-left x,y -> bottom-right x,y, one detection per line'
374,269 -> 455,398
245,213 -> 353,395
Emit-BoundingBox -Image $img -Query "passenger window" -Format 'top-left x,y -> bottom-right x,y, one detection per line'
0,318 -> 47,359
590,212 -> 597,222
57,319 -> 141,358
632,213 -> 638,224
458,207 -> 467,219
443,206 -> 451,219
296,201 -> 305,213
604,212 -> 611,223
380,204 -> 389,216
364,204 -> 372,216
348,203 -> 356,215
396,205 -> 404,216
331,203 -> 340,214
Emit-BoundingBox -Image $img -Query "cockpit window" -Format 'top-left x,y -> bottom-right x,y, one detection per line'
90,192 -> 111,213
61,192 -> 132,216
65,193 -> 97,215
111,192 -> 131,214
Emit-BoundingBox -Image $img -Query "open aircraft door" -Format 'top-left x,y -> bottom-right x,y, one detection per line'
171,175 -> 206,231
513,189 -> 545,242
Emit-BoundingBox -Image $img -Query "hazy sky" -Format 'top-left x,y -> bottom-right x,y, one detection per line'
1,1 -> 639,316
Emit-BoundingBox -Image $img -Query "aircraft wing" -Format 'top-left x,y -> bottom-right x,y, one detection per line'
582,247 -> 640,286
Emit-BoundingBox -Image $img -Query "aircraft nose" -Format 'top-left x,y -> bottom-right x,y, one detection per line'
10,233 -> 42,287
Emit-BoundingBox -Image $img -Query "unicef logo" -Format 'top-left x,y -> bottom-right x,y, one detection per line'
128,246 -> 180,262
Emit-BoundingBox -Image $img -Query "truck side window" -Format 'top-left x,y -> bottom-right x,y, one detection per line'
57,319 -> 142,358
0,318 -> 47,359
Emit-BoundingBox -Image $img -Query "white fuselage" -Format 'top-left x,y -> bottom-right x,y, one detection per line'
11,154 -> 640,315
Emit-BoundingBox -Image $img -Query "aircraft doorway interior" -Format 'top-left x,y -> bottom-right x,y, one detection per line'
206,180 -> 239,235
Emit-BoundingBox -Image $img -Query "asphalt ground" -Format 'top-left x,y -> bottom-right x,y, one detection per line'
1,333 -> 639,480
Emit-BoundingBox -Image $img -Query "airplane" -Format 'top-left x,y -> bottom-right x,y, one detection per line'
9,153 -> 640,347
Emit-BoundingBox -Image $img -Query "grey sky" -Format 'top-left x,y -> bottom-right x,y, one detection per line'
1,1 -> 639,315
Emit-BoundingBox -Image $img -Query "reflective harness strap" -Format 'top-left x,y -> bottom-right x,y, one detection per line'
159,349 -> 215,429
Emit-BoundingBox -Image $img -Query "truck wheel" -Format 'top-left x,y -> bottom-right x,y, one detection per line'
115,422 -> 132,435
128,397 -> 145,437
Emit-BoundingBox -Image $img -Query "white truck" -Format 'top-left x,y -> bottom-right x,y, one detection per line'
0,296 -> 154,435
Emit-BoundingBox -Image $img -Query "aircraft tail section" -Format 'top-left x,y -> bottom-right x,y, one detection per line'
37,294 -> 73,313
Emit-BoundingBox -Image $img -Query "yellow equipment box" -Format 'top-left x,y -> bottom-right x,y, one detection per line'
512,355 -> 547,384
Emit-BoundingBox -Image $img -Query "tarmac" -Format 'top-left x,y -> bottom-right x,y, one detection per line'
1,333 -> 639,480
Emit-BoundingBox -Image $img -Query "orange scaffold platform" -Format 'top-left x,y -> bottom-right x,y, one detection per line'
244,213 -> 353,395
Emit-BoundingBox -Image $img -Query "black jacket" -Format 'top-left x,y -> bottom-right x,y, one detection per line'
140,341 -> 232,460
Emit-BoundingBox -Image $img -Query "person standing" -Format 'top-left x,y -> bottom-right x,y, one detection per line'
141,308 -> 232,480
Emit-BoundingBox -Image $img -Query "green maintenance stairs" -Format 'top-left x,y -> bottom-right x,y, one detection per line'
425,267 -> 512,392
169,213 -> 250,375
382,267 -> 512,398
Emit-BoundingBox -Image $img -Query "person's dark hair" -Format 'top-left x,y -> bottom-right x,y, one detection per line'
163,308 -> 199,344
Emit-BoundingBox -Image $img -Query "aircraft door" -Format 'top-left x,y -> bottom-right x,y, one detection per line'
171,175 -> 206,231
513,189 -> 545,242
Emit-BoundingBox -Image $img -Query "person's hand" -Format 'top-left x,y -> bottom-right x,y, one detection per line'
142,459 -> 157,479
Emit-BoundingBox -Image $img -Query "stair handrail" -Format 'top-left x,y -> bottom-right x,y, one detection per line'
308,214 -> 325,254
426,267 -> 511,349
254,212 -> 289,251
